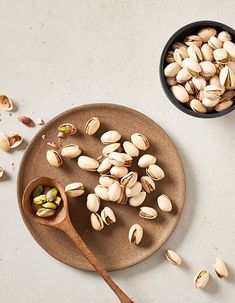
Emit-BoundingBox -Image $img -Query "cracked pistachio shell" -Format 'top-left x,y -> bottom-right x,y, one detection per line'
172,42 -> 187,50
202,97 -> 220,107
213,258 -> 229,278
209,75 -> 221,86
36,208 -> 55,218
171,85 -> 189,103
102,143 -> 121,157
185,80 -> 196,94
99,175 -> 117,187
190,99 -> 207,113
131,133 -> 150,150
220,89 -> 234,102
183,58 -> 201,77
215,100 -> 233,112
165,249 -> 182,265
219,66 -> 235,89
165,50 -> 175,63
58,123 -> 77,135
123,141 -> 139,157
0,167 -> 4,178
61,144 -> 81,158
94,185 -> 109,201
129,224 -> 143,245
196,90 -> 204,101
218,31 -> 232,42
164,62 -> 181,77
208,36 -> 223,49
84,117 -> 100,135
46,150 -> 63,167
77,156 -> 99,171
187,45 -> 203,62
201,44 -> 214,62
0,132 -> 10,151
117,185 -> 128,204
194,270 -> 210,289
166,77 -> 177,86
223,41 -> 235,59
197,27 -> 217,42
97,157 -> 112,174
138,154 -> 156,168
157,194 -> 172,212
146,164 -> 165,181
204,85 -> 223,99
228,61 -> 235,71
121,153 -> 133,167
126,181 -> 142,198
110,166 -> 128,178
200,61 -> 216,77
108,181 -> 122,202
141,176 -> 155,193
120,171 -> 138,188
101,206 -> 116,225
176,68 -> 191,83
108,152 -> 125,166
139,206 -> 158,219
65,182 -> 84,197
213,48 -> 229,63
129,191 -> 146,207
86,193 -> 100,212
173,48 -> 188,66
184,35 -> 202,47
0,95 -> 14,111
90,213 -> 104,231
8,134 -> 23,149
101,130 -> 121,144
192,76 -> 206,90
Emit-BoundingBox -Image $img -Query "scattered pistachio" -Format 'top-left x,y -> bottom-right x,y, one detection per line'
194,270 -> 210,289
86,194 -> 100,212
131,133 -> 150,150
7,134 -> 23,149
18,115 -> 34,127
101,130 -> 121,144
139,206 -> 158,219
77,156 -> 99,171
165,249 -> 182,265
157,194 -> 172,212
90,213 -> 104,231
213,258 -> 229,279
61,144 -> 81,158
84,117 -> 100,135
58,123 -> 77,135
129,191 -> 146,207
0,95 -> 14,111
0,132 -> 10,152
129,224 -> 143,245
101,207 -> 116,225
46,150 -> 63,167
65,182 -> 85,197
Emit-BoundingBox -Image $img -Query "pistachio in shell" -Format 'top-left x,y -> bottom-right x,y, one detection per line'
0,132 -> 10,152
58,123 -> 77,135
190,99 -> 207,113
0,167 -> 4,178
213,258 -> 229,279
46,150 -> 63,167
197,27 -> 217,42
194,270 -> 210,289
84,117 -> 100,135
218,31 -> 232,42
165,249 -> 182,265
170,85 -> 189,103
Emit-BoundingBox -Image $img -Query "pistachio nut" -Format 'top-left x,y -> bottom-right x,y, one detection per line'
157,194 -> 172,212
194,270 -> 210,289
58,123 -> 77,135
126,181 -> 142,198
202,97 -> 220,107
131,133 -> 150,151
55,196 -> 61,206
46,150 -> 63,167
170,85 -> 189,103
117,185 -> 128,204
0,167 -> 4,178
190,99 -> 207,113
42,202 -> 57,209
213,258 -> 229,279
32,204 -> 42,212
8,134 -> 23,149
138,154 -> 156,168
99,175 -> 117,187
215,100 -> 233,112
110,166 -> 128,178
192,76 -> 207,91
0,132 -> 10,152
84,117 -> 100,135
176,68 -> 191,83
146,164 -> 165,181
108,181 -> 122,202
129,191 -> 146,207
164,62 -> 181,77
185,80 -> 196,95
65,182 -> 85,197
77,156 -> 99,171
219,89 -> 234,102
187,45 -> 203,62
36,208 -> 55,218
183,58 -> 201,77
101,206 -> 116,225
123,141 -> 139,157
46,188 -> 58,202
166,77 -> 177,86
139,206 -> 158,219
97,157 -> 112,174
184,35 -> 202,47
204,85 -> 223,99
141,176 -> 155,193
128,224 -> 143,245
197,27 -> 217,42
57,131 -> 66,140
108,152 -> 125,166
201,44 -> 214,62
120,171 -> 138,188
90,213 -> 104,231
228,61 -> 235,71
0,95 -> 14,111
94,185 -> 109,201
102,143 -> 121,157
165,249 -> 182,265
218,31 -> 232,42
101,130 -> 121,144
122,153 -> 133,167
172,42 -> 187,50
208,36 -> 223,49
215,62 -> 224,76
196,90 -> 205,101
213,48 -> 229,63
61,144 -> 81,158
219,66 -> 235,89
86,193 -> 100,212
209,75 -> 221,87
33,194 -> 47,205
165,50 -> 175,63
223,41 -> 235,60
200,61 -> 216,77
173,48 -> 188,66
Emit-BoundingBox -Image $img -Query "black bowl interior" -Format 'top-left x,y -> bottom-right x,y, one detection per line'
160,20 -> 235,118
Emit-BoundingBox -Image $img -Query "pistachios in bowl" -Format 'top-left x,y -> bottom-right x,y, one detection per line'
160,21 -> 235,118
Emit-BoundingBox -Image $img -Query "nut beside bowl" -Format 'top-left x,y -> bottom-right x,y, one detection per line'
160,20 -> 235,118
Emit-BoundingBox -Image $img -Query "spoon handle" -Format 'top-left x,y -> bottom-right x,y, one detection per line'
62,223 -> 134,303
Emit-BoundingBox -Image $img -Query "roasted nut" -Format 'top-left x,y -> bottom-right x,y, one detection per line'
58,123 -> 77,135
201,44 -> 214,62
46,188 -> 58,201
131,133 -> 150,150
170,85 -> 189,103
42,202 -> 57,209
77,156 -> 99,171
165,249 -> 182,265
102,143 -> 121,157
126,181 -> 142,198
187,45 -> 203,62
164,62 -> 181,77
117,185 -> 128,204
202,97 -> 220,107
18,115 -> 34,127
183,58 -> 201,77
65,182 -> 85,197
123,141 -> 139,157
108,152 -> 125,166
173,48 -> 188,66
33,194 -> 47,204
223,41 -> 235,60
141,176 -> 155,193
213,48 -> 229,63
208,36 -> 223,49
129,224 -> 143,245
101,130 -> 121,144
94,185 -> 109,201
138,154 -> 156,168
97,157 -> 112,174
176,68 -> 191,83
197,27 -> 217,42
190,99 -> 207,113
99,175 -> 117,187
122,153 -> 133,167
129,191 -> 146,207
204,85 -> 223,99
192,76 -> 206,91
200,61 -> 216,77
0,167 -> 4,178
84,117 -> 100,135
120,171 -> 138,188
184,35 -> 202,47
0,132 -> 10,152
213,258 -> 229,279
36,208 -> 55,218
86,193 -> 100,212
165,50 -> 175,63
46,150 -> 63,167
8,134 -> 23,149
157,194 -> 172,212
139,206 -> 158,219
90,213 -> 104,231
146,164 -> 165,181
108,181 -> 122,202
101,206 -> 116,225
61,144 -> 81,158
194,270 -> 210,289
166,77 -> 177,86
219,66 -> 235,89
110,166 -> 128,178
0,95 -> 14,111
215,100 -> 233,112
218,31 -> 232,42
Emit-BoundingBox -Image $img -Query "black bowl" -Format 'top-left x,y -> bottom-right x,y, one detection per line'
160,20 -> 235,118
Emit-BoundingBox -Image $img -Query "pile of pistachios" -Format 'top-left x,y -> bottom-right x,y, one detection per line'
164,28 -> 235,113
32,185 -> 62,217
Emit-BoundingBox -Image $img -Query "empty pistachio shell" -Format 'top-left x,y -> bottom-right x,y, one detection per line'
192,76 -> 206,90
223,41 -> 235,59
129,191 -> 146,207
197,27 -> 217,42
147,164 -> 165,181
0,167 -> 4,178
202,97 -> 220,107
108,181 -> 122,202
157,194 -> 172,212
139,206 -> 158,219
99,175 -> 117,187
200,61 -> 216,77
58,123 -> 77,135
204,85 -> 223,99
101,130 -> 121,144
129,224 -> 143,245
190,99 -> 207,113
184,35 -> 202,47
166,77 -> 177,86
165,250 -> 182,265
97,157 -> 112,174
77,156 -> 99,171
219,66 -> 235,89
183,58 -> 201,77
101,206 -> 116,225
165,50 -> 175,63
215,100 -> 233,112
108,152 -> 125,166
213,258 -> 229,278
117,185 -> 128,204
218,31 -> 232,42
65,182 -> 85,197
61,144 -> 81,158
0,132 -> 10,151
201,44 -> 214,62
84,117 -> 100,135
141,176 -> 155,193
176,68 -> 191,83
187,45 -> 203,62
36,208 -> 55,218
94,185 -> 109,201
120,171 -> 138,188
102,143 -> 121,157
138,154 -> 156,168
170,85 -> 189,103
213,48 -> 229,63
194,270 -> 210,289
208,36 -> 223,49
90,213 -> 104,231
126,181 -> 142,198
164,62 -> 181,77
0,95 -> 14,111
173,48 -> 188,66
110,166 -> 128,178
121,153 -> 133,167
131,133 -> 150,150
123,141 -> 139,157
46,150 -> 63,167
86,193 -> 100,212
8,134 -> 23,149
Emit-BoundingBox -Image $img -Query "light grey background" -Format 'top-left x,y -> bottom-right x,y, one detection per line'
0,1 -> 234,302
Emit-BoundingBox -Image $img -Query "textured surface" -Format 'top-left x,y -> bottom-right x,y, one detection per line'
0,1 -> 235,302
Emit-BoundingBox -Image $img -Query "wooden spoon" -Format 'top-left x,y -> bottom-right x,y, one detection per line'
22,177 -> 134,303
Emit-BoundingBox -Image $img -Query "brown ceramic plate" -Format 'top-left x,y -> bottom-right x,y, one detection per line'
17,103 -> 185,271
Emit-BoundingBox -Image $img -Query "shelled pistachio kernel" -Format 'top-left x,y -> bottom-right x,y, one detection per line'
84,117 -> 100,135
165,250 -> 182,265
129,224 -> 143,245
194,270 -> 210,289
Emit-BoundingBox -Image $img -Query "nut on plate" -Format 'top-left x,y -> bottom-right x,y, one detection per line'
101,206 -> 116,225
84,117 -> 100,135
110,166 -> 128,178
77,156 -> 99,171
120,171 -> 138,188
129,224 -> 143,245
58,123 -> 77,135
61,144 -> 81,158
157,194 -> 172,212
129,191 -> 146,207
165,249 -> 182,265
90,213 -> 104,231
126,181 -> 142,198
101,130 -> 121,144
0,95 -> 14,111
102,143 -> 121,157
131,133 -> 150,150
86,194 -> 100,212
138,154 -> 156,168
46,150 -> 63,167
108,181 -> 122,202
141,176 -> 155,193
94,185 -> 109,201
99,175 -> 117,187
146,164 -> 165,181
139,206 -> 158,219
123,141 -> 139,157
213,258 -> 229,279
194,270 -> 210,289
97,157 -> 112,174
65,182 -> 85,197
